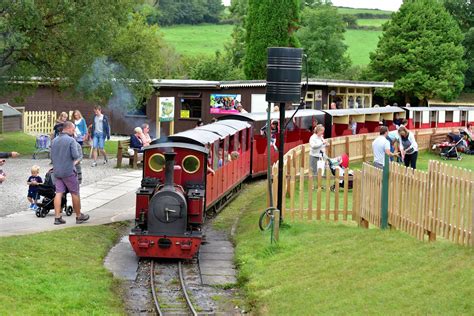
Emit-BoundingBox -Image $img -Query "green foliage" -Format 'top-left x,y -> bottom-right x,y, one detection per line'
297,5 -> 351,77
341,13 -> 358,28
0,0 -> 166,107
443,0 -> 474,91
190,51 -> 244,81
244,0 -> 301,79
155,0 -> 224,26
368,0 -> 466,103
0,223 -> 126,314
225,0 -> 248,68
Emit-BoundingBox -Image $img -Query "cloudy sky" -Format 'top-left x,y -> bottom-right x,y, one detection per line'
222,0 -> 403,12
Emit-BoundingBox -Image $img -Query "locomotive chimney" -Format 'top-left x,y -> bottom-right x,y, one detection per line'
164,152 -> 176,188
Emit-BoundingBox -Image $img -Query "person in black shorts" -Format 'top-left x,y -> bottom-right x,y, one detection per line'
27,165 -> 43,210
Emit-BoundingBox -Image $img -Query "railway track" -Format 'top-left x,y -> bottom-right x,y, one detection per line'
150,260 -> 199,316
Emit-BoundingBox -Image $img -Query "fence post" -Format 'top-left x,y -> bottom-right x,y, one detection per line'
362,135 -> 367,161
381,154 -> 389,229
272,210 -> 280,243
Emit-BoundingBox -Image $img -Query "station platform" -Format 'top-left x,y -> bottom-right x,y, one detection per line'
0,170 -> 141,237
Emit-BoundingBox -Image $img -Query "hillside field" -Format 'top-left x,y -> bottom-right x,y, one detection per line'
336,7 -> 393,15
161,24 -> 382,66
357,18 -> 389,27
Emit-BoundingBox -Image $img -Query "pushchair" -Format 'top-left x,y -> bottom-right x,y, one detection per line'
328,154 -> 353,191
35,169 -> 74,218
33,135 -> 51,159
440,133 -> 463,161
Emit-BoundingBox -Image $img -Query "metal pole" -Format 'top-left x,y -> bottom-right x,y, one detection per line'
381,154 -> 389,229
267,102 -> 273,207
277,102 -> 286,222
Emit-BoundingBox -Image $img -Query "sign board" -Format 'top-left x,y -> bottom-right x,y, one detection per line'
314,90 -> 322,101
159,97 -> 175,122
210,94 -> 241,114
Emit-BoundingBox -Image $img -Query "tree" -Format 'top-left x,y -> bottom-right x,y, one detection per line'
155,0 -> 224,26
296,5 -> 351,77
190,51 -> 244,81
225,0 -> 248,68
244,0 -> 301,79
443,0 -> 474,91
368,0 -> 466,103
0,0 -> 166,106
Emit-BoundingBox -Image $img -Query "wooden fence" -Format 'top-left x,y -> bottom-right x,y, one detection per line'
270,144 -> 361,223
23,111 -> 57,135
271,132 -> 473,247
359,161 -> 473,247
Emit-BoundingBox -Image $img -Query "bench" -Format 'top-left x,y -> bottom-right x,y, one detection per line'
116,139 -> 142,169
430,133 -> 447,152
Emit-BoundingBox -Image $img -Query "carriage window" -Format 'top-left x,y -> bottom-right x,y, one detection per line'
224,140 -> 229,164
234,133 -> 241,152
213,142 -> 219,170
182,155 -> 200,174
242,129 -> 247,152
149,153 -> 165,172
180,98 -> 202,119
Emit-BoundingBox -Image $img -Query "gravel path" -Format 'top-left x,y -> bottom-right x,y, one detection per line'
0,157 -> 134,217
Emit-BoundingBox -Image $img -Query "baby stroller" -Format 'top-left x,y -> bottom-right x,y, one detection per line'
35,169 -> 73,218
328,153 -> 353,191
33,134 -> 51,159
440,133 -> 463,161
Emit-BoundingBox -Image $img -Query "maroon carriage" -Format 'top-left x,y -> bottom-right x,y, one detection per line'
220,109 -> 325,176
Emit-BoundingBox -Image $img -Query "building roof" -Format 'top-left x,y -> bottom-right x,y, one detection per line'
221,79 -> 394,89
0,103 -> 22,117
219,109 -> 325,122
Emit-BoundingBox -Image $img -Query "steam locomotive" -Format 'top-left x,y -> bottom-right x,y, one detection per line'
129,107 -> 474,259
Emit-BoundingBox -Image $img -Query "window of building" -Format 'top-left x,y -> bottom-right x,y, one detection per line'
127,97 -> 147,116
180,98 -> 202,119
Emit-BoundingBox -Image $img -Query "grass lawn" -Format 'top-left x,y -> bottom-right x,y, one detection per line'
357,18 -> 389,27
344,29 -> 382,65
0,223 -> 127,314
214,181 -> 474,315
161,24 -> 234,57
0,132 -> 118,156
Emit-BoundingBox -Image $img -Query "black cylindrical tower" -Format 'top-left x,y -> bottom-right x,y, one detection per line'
266,47 -> 303,103
164,152 -> 176,188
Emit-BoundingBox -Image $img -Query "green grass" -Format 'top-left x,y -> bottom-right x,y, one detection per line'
0,223 -> 127,315
357,18 -> 389,27
0,131 -> 118,156
161,24 -> 234,57
216,181 -> 474,315
344,29 -> 382,65
161,23 -> 381,66
336,7 -> 393,15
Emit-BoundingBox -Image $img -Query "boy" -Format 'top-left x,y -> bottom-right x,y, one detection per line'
27,165 -> 43,210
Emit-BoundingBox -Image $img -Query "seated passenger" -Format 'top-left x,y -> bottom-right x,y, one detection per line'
139,123 -> 152,147
129,127 -> 144,154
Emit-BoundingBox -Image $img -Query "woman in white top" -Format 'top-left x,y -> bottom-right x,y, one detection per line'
309,125 -> 328,175
398,126 -> 418,169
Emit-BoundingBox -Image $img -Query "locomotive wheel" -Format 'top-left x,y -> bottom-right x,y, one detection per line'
66,206 -> 73,216
259,207 -> 277,231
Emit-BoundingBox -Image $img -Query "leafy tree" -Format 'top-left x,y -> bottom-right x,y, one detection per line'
341,14 -> 358,29
297,5 -> 351,77
368,0 -> 466,103
190,51 -> 244,81
225,0 -> 248,68
444,0 -> 474,91
244,0 -> 301,79
0,1 -> 167,106
155,0 -> 224,26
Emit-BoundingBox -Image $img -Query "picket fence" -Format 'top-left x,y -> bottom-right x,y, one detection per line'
23,111 -> 57,135
271,139 -> 473,247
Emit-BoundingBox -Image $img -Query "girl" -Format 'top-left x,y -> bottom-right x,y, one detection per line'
73,110 -> 87,146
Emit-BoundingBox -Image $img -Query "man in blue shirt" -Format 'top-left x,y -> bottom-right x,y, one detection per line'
51,121 -> 90,225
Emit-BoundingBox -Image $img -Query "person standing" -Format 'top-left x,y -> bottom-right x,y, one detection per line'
52,112 -> 68,140
398,126 -> 419,169
91,105 -> 110,167
372,126 -> 396,169
26,165 -> 43,210
309,125 -> 328,175
51,121 -> 89,225
72,110 -> 87,147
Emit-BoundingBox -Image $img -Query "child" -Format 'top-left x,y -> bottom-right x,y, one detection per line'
270,120 -> 279,151
27,165 -> 43,210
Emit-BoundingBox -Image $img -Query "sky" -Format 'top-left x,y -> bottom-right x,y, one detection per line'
222,0 -> 403,12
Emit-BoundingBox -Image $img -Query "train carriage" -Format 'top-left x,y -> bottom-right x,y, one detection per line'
220,109 -> 325,176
